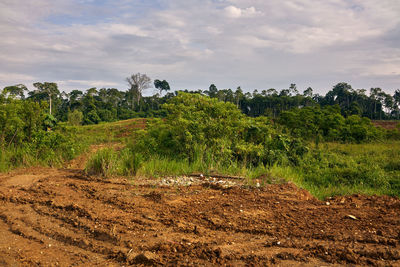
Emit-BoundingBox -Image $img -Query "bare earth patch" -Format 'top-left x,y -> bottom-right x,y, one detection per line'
0,164 -> 399,266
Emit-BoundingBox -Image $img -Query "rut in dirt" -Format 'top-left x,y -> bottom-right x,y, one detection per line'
0,156 -> 400,266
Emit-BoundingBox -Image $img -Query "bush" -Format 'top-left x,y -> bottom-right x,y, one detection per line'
278,105 -> 386,143
68,109 -> 83,126
131,93 -> 307,169
119,148 -> 143,176
85,148 -> 118,177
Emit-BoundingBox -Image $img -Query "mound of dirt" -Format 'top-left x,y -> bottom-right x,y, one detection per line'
372,120 -> 399,131
0,168 -> 399,266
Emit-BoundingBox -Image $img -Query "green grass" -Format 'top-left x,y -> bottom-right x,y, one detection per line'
83,138 -> 400,200
61,118 -> 399,200
85,148 -> 118,177
61,118 -> 146,145
289,141 -> 400,199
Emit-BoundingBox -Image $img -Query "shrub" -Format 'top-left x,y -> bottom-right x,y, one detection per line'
68,109 -> 83,126
131,93 -> 307,169
85,148 -> 117,177
278,105 -> 386,143
119,148 -> 143,176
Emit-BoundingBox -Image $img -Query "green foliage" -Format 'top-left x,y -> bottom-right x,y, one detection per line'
274,142 -> 400,199
0,98 -> 46,146
132,93 -> 308,169
98,108 -> 116,122
119,149 -> 143,176
279,105 -> 385,143
68,109 -> 83,126
0,97 -> 85,171
85,148 -> 118,177
84,110 -> 101,124
43,114 -> 57,130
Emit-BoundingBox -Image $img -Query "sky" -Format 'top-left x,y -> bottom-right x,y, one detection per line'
0,0 -> 400,95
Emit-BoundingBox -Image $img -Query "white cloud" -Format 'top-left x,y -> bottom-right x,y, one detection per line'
224,5 -> 242,18
57,79 -> 120,88
224,5 -> 261,18
0,73 -> 36,84
0,0 -> 400,93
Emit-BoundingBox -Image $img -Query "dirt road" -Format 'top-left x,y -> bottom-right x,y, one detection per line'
0,164 -> 400,266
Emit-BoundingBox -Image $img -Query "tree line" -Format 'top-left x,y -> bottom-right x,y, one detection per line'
1,74 -> 400,125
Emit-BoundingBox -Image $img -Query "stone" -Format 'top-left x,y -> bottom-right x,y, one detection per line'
133,251 -> 158,265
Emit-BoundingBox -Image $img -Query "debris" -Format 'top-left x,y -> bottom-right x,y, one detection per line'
157,175 -> 238,187
346,215 -> 358,220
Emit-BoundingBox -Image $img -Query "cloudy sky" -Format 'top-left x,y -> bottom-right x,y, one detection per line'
1,0 -> 399,95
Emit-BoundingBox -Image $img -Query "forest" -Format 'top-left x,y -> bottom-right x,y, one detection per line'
2,75 -> 400,126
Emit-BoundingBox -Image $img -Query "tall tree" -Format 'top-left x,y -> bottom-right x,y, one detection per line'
2,84 -> 27,99
234,86 -> 243,108
303,87 -> 313,97
126,73 -> 151,109
32,82 -> 59,115
154,79 -> 170,96
394,90 -> 400,119
206,84 -> 218,98
289,83 -> 299,96
370,87 -> 383,119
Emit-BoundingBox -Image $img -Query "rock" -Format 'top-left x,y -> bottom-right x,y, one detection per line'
82,239 -> 90,247
128,251 -> 158,265
126,251 -> 136,263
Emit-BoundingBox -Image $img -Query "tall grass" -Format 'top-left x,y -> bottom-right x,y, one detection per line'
85,148 -> 118,177
0,135 -> 86,172
291,141 -> 400,199
84,141 -> 400,200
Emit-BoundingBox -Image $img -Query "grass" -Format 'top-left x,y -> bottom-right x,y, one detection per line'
83,137 -> 400,200
66,119 -> 399,200
61,118 -> 146,145
85,148 -> 118,177
290,141 -> 400,199
0,118 -> 145,172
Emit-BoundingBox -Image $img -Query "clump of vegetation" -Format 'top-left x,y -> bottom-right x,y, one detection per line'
68,109 -> 83,126
293,142 -> 400,199
0,96 -> 85,171
131,93 -> 308,170
278,105 -> 385,143
85,148 -> 118,177
119,149 -> 143,176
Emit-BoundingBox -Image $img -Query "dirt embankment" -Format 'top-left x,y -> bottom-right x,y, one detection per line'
372,120 -> 399,131
0,164 -> 399,266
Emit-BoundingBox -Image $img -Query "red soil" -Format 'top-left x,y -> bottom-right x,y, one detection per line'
0,165 -> 399,266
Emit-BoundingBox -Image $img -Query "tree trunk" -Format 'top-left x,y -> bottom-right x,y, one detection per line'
137,94 -> 141,111
49,93 -> 52,115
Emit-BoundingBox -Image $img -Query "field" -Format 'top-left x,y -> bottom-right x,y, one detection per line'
0,119 -> 400,266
